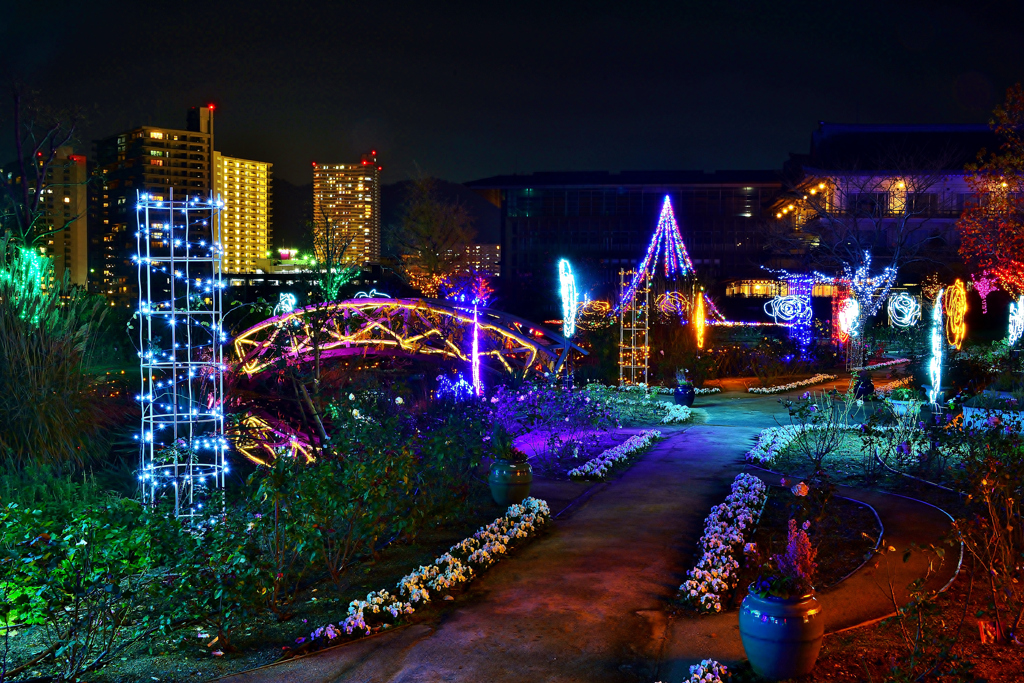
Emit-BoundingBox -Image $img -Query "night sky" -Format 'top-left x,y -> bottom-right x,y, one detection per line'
3,1 -> 1023,185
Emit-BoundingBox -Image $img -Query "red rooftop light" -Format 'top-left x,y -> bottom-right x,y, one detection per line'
208,103 -> 216,110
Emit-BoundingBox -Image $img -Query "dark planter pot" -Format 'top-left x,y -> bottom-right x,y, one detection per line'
854,379 -> 875,399
674,386 -> 696,407
739,587 -> 824,680
488,460 -> 533,507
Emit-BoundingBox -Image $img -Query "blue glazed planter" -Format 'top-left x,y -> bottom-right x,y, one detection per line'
487,460 -> 533,507
738,587 -> 824,680
674,386 -> 695,407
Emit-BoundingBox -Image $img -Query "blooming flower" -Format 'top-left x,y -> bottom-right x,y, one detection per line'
791,482 -> 809,497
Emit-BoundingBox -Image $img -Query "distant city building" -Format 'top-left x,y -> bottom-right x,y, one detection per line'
95,106 -> 215,303
312,151 -> 381,266
452,243 -> 501,276
465,171 -> 782,317
213,152 -> 272,274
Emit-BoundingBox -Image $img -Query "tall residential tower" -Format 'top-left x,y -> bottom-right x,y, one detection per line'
95,106 -> 215,302
213,152 -> 272,273
312,151 -> 381,266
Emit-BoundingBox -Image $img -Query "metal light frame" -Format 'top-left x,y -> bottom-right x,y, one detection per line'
136,190 -> 227,518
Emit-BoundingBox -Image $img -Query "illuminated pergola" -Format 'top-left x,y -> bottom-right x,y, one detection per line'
233,297 -> 586,378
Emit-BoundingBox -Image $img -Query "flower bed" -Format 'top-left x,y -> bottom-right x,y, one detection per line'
679,473 -> 768,613
300,498 -> 550,649
695,386 -> 722,395
853,358 -> 910,371
745,425 -> 808,466
568,429 -> 662,479
583,384 -> 693,424
747,374 -> 838,394
661,403 -> 692,424
874,375 -> 913,397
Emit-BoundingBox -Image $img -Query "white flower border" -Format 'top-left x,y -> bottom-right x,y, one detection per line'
747,374 -> 838,394
568,429 -> 662,479
679,473 -> 768,614
853,357 -> 910,371
584,385 -> 693,424
302,498 -> 551,646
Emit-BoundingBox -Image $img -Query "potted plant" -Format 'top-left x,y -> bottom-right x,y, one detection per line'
886,386 -> 921,416
674,370 -> 696,407
853,369 -> 875,399
487,424 -> 533,506
739,519 -> 824,680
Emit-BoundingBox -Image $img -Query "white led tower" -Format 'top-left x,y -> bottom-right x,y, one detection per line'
136,190 -> 228,518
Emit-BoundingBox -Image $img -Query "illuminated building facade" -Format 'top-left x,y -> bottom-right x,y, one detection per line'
770,123 -> 996,276
35,147 -> 89,288
312,152 -> 381,266
213,152 -> 272,273
95,106 -> 215,303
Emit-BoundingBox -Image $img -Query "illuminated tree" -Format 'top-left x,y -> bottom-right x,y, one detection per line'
309,207 -> 359,302
957,83 -> 1024,294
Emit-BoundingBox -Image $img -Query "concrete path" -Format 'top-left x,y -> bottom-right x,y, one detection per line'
219,386 -> 955,683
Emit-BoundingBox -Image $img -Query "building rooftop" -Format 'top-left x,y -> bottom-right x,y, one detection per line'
791,122 -> 999,173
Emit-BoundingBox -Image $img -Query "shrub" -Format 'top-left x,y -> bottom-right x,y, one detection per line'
2,499 -> 180,680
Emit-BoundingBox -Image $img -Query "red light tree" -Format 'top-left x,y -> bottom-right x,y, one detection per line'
958,84 -> 1024,294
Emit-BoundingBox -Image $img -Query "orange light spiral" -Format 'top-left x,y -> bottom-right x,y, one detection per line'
944,279 -> 967,349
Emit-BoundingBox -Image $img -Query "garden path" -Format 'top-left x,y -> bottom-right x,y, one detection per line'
219,383 -> 955,683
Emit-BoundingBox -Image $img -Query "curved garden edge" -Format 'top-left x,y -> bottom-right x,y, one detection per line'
744,463 -> 965,635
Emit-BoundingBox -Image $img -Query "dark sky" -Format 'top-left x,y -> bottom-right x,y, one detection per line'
3,0 -> 1022,185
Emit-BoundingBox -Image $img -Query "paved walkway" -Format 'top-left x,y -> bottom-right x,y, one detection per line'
220,384 -> 955,683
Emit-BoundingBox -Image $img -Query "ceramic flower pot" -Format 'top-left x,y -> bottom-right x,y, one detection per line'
674,386 -> 695,407
488,460 -> 533,507
739,586 -> 824,680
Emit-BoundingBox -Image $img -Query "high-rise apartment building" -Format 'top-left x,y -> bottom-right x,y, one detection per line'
312,151 -> 381,266
95,106 -> 214,302
37,147 -> 89,287
213,152 -> 272,273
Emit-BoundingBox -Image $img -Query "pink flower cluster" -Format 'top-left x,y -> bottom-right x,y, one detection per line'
680,473 -> 768,614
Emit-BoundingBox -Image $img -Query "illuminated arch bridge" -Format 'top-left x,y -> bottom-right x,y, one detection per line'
233,297 -> 586,378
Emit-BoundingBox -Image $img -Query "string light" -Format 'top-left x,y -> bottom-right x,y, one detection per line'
845,251 -> 898,317
694,290 -> 706,349
944,279 -> 967,350
436,373 -> 476,402
558,259 -> 578,339
928,290 -> 944,404
655,291 -> 688,316
354,289 -> 390,299
273,293 -> 297,316
620,196 -> 695,306
838,298 -> 860,339
763,295 -> 812,324
1009,295 -> 1024,346
969,272 -> 998,314
887,293 -> 921,327
785,276 -> 814,353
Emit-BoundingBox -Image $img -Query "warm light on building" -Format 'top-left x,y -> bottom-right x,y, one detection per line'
312,152 -> 381,265
213,152 -> 272,274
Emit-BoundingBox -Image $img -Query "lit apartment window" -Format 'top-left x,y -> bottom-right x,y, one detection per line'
150,131 -> 164,139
